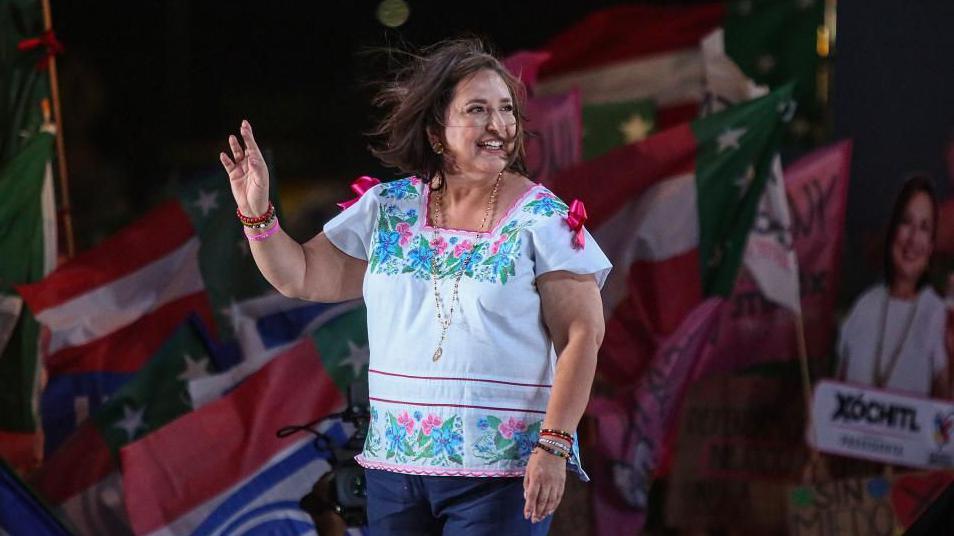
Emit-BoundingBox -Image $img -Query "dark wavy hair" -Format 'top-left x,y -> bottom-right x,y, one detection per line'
884,174 -> 939,290
367,38 -> 529,187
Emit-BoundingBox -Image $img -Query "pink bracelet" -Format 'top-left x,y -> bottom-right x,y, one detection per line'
245,219 -> 280,241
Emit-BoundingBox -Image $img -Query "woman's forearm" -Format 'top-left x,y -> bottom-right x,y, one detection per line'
248,225 -> 308,298
542,332 -> 600,433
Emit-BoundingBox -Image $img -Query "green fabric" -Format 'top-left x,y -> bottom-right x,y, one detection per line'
308,305 -> 369,392
91,320 -> 218,455
581,99 -> 657,160
177,174 -> 274,340
724,0 -> 825,144
0,0 -> 51,163
0,132 -> 53,431
692,84 -> 793,297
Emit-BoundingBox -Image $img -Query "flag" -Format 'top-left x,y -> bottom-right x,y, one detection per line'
121,336 -> 348,535
535,4 -> 725,129
16,201 -> 216,453
549,85 -> 794,382
28,318 -> 220,535
189,297 -> 367,409
590,298 -> 725,535
581,99 -> 657,160
710,140 -> 852,373
0,459 -> 71,536
534,2 -> 823,134
523,91 -> 582,185
177,172 -> 275,340
0,131 -> 57,470
701,27 -> 801,313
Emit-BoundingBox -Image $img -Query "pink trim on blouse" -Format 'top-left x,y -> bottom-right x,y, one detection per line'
422,182 -> 542,235
355,455 -> 526,478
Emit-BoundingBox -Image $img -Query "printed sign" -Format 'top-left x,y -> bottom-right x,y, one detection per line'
811,380 -> 954,469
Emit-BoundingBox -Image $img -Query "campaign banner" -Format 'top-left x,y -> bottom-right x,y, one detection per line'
811,380 -> 954,469
787,476 -> 897,536
665,375 -> 808,532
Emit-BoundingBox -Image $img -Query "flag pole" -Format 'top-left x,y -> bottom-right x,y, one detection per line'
794,311 -> 826,481
40,0 -> 74,259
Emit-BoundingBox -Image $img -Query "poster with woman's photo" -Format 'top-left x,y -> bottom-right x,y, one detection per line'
812,176 -> 954,469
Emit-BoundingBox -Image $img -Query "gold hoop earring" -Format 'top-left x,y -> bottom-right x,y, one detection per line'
432,141 -> 444,155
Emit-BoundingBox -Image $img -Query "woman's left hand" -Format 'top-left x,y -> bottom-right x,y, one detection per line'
523,449 -> 567,523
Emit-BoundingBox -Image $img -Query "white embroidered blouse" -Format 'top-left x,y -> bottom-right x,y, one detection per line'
323,177 -> 612,478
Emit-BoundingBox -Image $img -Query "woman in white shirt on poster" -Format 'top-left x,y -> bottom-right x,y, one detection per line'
836,175 -> 951,398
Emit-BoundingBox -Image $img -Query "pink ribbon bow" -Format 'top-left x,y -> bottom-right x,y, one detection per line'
565,199 -> 587,249
336,176 -> 380,210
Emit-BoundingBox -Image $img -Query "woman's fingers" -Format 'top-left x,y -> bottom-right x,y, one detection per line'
240,120 -> 262,158
228,135 -> 244,163
541,484 -> 563,520
532,484 -> 553,523
523,475 -> 538,520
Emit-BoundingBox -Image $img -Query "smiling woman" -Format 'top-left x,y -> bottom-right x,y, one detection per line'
219,37 -> 612,535
836,175 -> 950,398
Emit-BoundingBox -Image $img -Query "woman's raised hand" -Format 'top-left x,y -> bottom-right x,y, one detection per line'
220,120 -> 270,216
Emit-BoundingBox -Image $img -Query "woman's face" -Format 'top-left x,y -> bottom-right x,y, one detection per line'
438,69 -> 517,177
891,191 -> 935,285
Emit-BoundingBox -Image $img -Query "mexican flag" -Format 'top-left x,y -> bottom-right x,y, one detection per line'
27,319 -> 219,534
549,84 -> 795,382
0,132 -> 57,470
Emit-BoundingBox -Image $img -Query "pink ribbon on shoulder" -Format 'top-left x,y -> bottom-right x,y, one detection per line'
566,199 -> 587,249
336,176 -> 380,210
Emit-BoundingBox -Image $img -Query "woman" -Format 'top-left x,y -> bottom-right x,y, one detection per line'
219,39 -> 611,535
836,175 -> 949,397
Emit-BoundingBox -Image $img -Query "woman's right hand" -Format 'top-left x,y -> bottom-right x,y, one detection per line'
220,120 -> 270,216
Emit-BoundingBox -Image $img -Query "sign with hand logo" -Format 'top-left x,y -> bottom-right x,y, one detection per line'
812,380 -> 954,468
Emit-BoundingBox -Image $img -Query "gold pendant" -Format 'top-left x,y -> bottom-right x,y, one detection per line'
432,347 -> 443,362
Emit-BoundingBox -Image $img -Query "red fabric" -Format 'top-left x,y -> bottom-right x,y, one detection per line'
17,202 -> 195,313
121,338 -> 344,535
600,250 -> 704,383
565,199 -> 587,249
547,122 -> 697,229
29,422 -> 114,504
44,292 -> 214,375
538,4 -> 724,78
524,91 -> 582,184
17,30 -> 63,71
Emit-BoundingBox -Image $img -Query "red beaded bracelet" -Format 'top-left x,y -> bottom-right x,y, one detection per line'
236,202 -> 275,226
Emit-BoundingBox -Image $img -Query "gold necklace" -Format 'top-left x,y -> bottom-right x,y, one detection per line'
872,290 -> 920,388
429,170 -> 503,362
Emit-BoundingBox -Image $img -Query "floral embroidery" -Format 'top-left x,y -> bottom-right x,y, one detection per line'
369,205 -> 418,275
523,191 -> 568,217
379,177 -> 421,200
364,406 -> 382,457
367,183 -> 564,284
380,410 -> 465,466
473,415 -> 542,465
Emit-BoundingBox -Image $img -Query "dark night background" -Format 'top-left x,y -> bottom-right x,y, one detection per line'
48,0 -> 954,301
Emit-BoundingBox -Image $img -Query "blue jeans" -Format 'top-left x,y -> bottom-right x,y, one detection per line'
365,469 -> 553,535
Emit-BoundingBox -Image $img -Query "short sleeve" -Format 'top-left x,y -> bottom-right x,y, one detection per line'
322,185 -> 380,261
529,213 -> 612,289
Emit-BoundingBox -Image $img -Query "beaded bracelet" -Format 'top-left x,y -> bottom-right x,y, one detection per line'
246,219 -> 280,241
533,442 -> 569,460
540,429 -> 573,443
537,437 -> 571,453
237,202 -> 275,226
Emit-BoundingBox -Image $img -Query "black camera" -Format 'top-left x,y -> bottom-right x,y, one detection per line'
279,381 -> 370,529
